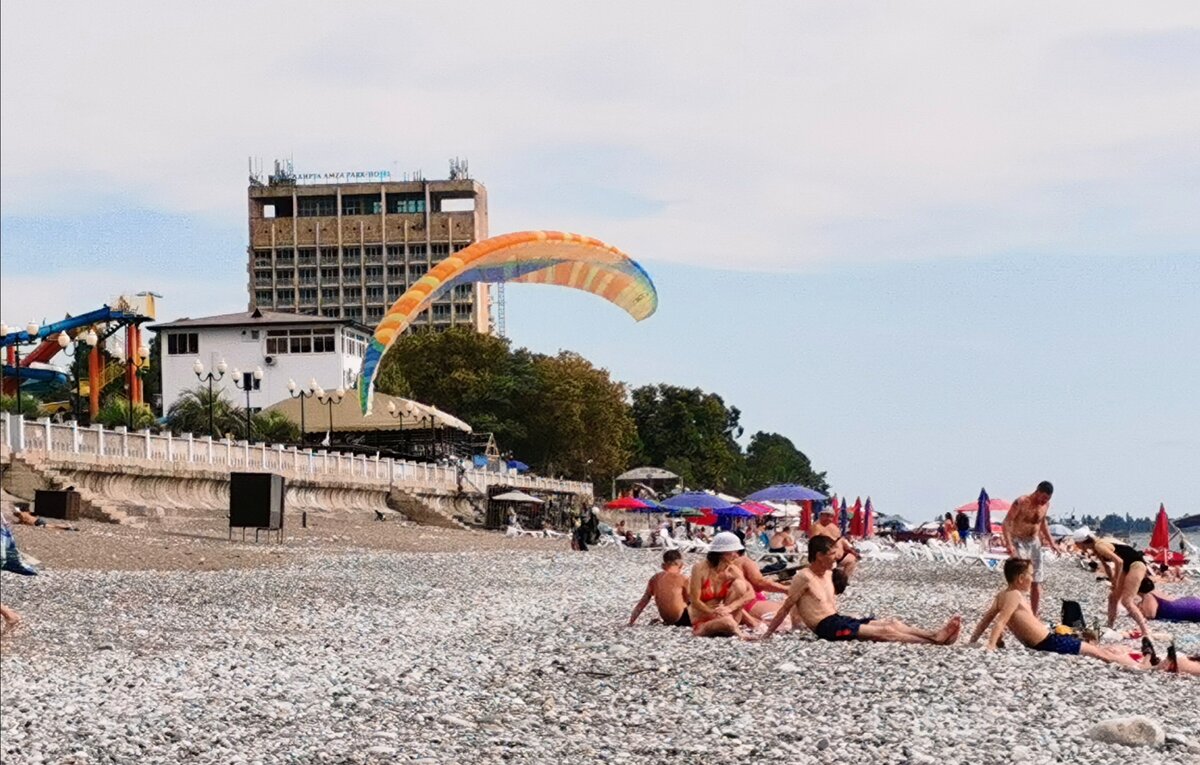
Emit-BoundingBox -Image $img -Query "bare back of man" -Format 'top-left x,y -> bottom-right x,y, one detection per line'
978,590 -> 1140,669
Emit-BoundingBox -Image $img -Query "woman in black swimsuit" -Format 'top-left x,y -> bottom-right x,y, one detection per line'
1071,528 -> 1152,636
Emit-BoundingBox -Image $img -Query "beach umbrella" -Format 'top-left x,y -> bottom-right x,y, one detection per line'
1047,523 -> 1072,539
662,491 -> 735,510
715,505 -> 754,518
800,500 -> 813,534
737,502 -> 774,517
974,488 -> 992,537
492,490 -> 543,503
668,507 -> 705,518
958,496 -> 1011,515
632,498 -> 665,513
605,496 -> 650,510
839,497 -> 849,535
745,484 -> 828,502
864,497 -> 876,538
849,497 -> 864,537
1150,504 -> 1170,550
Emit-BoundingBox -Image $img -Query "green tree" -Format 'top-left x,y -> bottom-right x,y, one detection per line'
166,386 -> 245,438
520,351 -> 635,484
377,327 -> 539,449
95,396 -> 157,430
631,384 -> 744,491
740,431 -> 829,494
252,409 -> 301,443
0,392 -> 40,418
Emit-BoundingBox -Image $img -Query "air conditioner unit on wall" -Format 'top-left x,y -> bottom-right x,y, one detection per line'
264,356 -> 276,366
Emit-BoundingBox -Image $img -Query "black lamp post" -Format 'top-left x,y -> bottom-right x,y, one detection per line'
232,365 -> 264,441
287,377 -> 318,443
315,385 -> 345,444
57,329 -> 98,422
192,358 -> 227,437
4,322 -> 41,419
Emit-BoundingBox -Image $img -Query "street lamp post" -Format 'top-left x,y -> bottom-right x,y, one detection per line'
192,358 -> 228,438
127,343 -> 151,432
232,366 -> 264,441
6,322 -> 41,419
287,377 -> 318,444
315,386 -> 344,444
57,329 -> 99,423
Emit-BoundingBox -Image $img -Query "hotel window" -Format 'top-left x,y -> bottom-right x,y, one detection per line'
409,244 -> 427,258
364,246 -> 382,263
276,289 -> 295,303
387,194 -> 426,214
312,328 -> 335,353
253,250 -> 272,267
453,243 -> 469,252
298,269 -> 317,285
343,266 -> 361,281
255,290 -> 273,305
386,245 -> 404,263
367,306 -> 384,322
342,246 -> 361,264
430,244 -> 449,260
321,308 -> 340,318
410,263 -> 428,277
432,304 -> 451,319
344,287 -> 361,300
320,267 -> 339,282
365,266 -> 383,282
322,288 -> 338,301
166,332 -> 198,355
320,247 -> 339,263
297,248 -> 316,264
344,307 -> 362,321
298,196 -> 336,217
387,266 -> 404,281
366,286 -> 384,302
387,286 -> 403,301
276,248 -> 295,264
453,284 -> 473,298
299,288 -> 318,304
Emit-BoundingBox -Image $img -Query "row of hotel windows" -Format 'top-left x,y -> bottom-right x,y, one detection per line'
251,243 -> 468,267
290,195 -> 427,217
257,286 -> 474,302
264,304 -> 477,323
254,264 -> 477,285
164,328 -> 367,357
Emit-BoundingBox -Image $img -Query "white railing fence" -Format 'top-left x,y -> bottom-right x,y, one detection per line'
1,414 -> 591,497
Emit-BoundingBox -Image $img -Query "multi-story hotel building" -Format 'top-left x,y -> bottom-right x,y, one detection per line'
246,163 -> 490,332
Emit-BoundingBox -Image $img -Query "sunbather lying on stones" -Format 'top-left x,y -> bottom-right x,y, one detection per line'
688,532 -> 761,637
10,508 -> 75,531
629,550 -> 692,627
1135,590 -> 1200,623
761,535 -> 961,644
809,506 -> 859,578
968,558 -> 1142,669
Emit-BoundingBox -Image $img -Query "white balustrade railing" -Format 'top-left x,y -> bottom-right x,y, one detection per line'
0,413 -> 591,497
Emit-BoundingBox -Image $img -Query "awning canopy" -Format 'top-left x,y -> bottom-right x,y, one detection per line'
492,491 -> 544,503
263,392 -> 472,434
616,467 -> 679,481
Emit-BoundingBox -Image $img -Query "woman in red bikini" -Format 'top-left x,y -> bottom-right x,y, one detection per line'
687,532 -> 760,637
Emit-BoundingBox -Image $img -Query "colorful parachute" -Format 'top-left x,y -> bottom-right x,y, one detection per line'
357,231 -> 658,413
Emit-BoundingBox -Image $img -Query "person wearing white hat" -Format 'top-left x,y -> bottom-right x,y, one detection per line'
1070,526 -> 1153,637
686,531 -> 760,637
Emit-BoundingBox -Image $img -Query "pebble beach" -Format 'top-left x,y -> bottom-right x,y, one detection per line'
2,521 -> 1199,765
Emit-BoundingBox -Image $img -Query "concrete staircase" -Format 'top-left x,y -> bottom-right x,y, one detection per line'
2,453 -> 133,525
386,488 -> 469,530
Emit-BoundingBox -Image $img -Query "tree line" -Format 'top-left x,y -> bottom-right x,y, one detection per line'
374,328 -> 829,495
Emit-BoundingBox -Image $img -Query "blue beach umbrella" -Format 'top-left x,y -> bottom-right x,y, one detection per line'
839,498 -> 849,535
662,491 -> 735,511
975,487 -> 991,537
744,484 -> 828,503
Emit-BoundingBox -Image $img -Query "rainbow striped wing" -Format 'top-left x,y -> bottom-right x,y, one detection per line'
358,231 -> 657,414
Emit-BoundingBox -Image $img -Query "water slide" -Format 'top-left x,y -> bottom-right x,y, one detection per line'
2,298 -> 155,415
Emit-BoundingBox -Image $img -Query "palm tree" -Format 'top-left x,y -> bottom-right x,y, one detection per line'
95,396 -> 157,430
252,409 -> 300,444
166,386 -> 244,438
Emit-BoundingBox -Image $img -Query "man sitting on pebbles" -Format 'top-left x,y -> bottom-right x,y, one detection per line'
628,550 -> 691,628
761,536 -> 961,644
808,506 -> 859,579
967,558 -> 1142,670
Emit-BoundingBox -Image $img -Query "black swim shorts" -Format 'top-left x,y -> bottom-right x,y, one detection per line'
1032,634 -> 1082,655
814,614 -> 872,641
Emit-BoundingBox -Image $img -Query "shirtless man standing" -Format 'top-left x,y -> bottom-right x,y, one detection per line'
968,558 -> 1141,669
761,536 -> 961,644
1002,481 -> 1060,617
808,506 -> 859,578
628,550 -> 691,627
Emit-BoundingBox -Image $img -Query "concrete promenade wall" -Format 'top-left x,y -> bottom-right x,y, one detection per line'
1,414 -> 591,526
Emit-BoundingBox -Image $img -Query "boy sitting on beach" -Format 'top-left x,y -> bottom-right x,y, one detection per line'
967,558 -> 1142,669
628,550 -> 691,627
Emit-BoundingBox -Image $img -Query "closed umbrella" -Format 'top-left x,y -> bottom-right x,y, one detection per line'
849,497 -> 864,537
1149,504 -> 1170,551
801,500 -> 813,534
863,497 -> 875,538
839,498 -> 849,535
974,488 -> 991,537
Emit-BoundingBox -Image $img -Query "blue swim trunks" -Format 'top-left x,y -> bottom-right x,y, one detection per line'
814,614 -> 872,641
1033,634 -> 1082,655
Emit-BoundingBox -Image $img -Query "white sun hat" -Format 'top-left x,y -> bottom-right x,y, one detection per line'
1071,526 -> 1093,543
709,531 -> 745,553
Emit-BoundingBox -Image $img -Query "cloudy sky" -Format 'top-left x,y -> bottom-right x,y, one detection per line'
3,2 -> 1197,520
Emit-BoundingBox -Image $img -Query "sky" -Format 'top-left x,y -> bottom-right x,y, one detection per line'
2,2 -> 1198,521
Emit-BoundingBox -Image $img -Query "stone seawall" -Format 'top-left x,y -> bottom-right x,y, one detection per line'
1,452 -> 458,526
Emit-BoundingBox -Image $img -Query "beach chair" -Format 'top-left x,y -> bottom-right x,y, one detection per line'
505,521 -> 544,539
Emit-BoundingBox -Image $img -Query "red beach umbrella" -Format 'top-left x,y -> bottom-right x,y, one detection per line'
605,496 -> 650,511
801,500 -> 813,535
1149,504 -> 1170,551
849,497 -> 864,538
